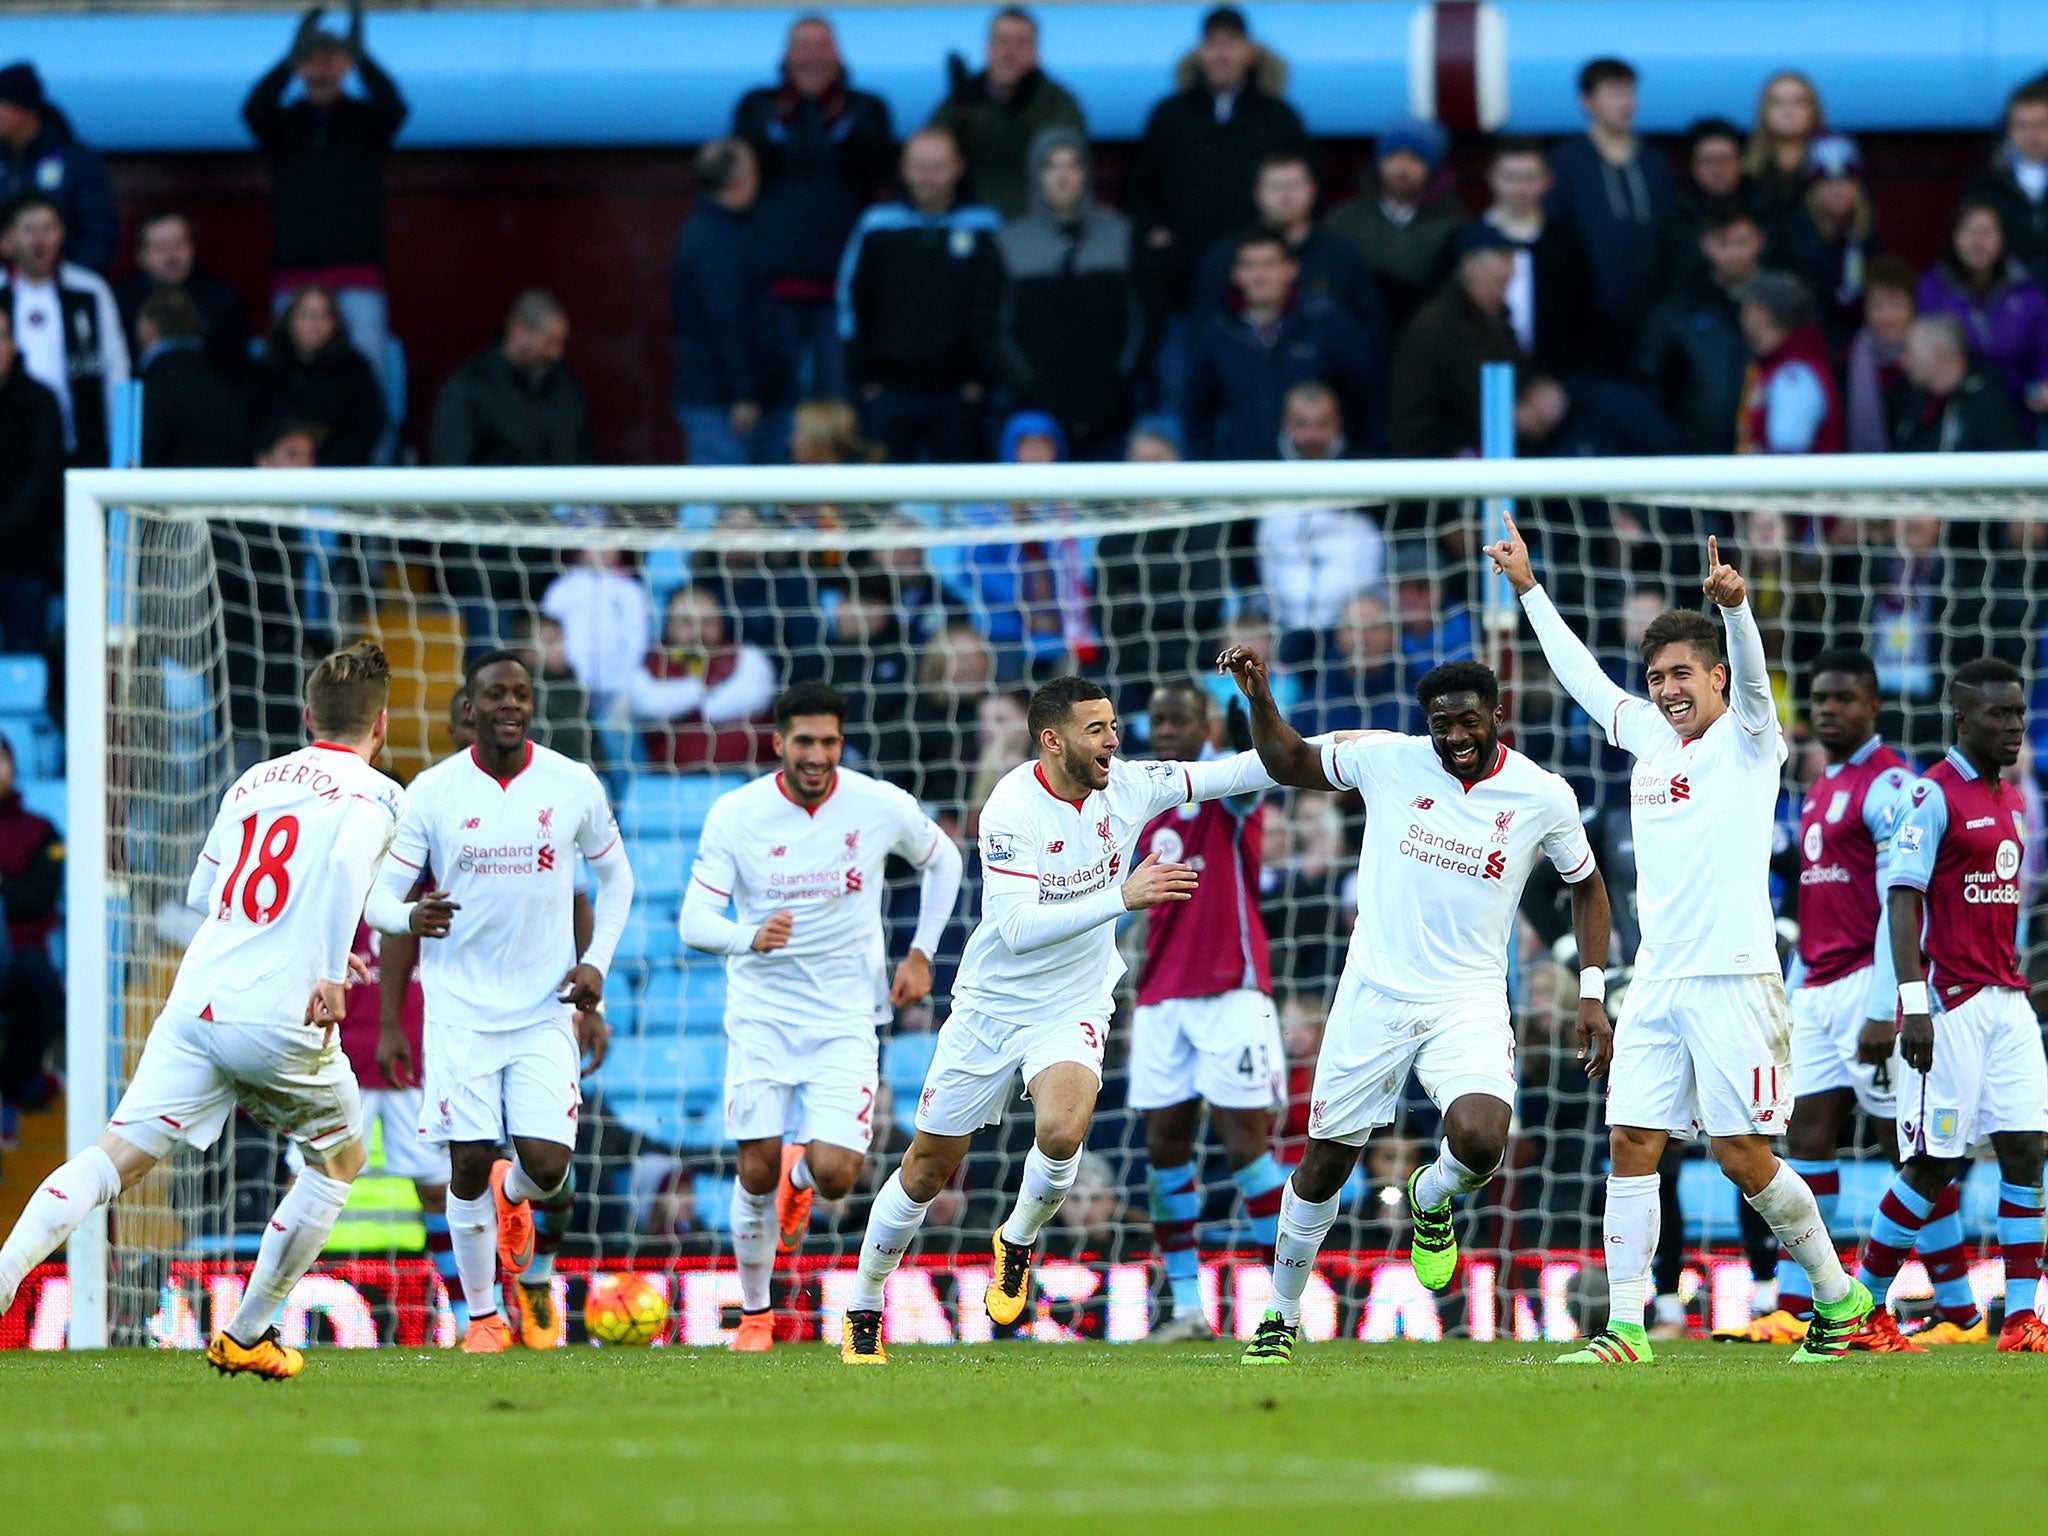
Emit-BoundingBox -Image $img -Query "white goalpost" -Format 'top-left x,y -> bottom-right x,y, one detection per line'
52,451 -> 2048,1350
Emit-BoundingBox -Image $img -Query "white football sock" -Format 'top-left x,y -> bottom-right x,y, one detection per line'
1000,1145 -> 1081,1247
787,1153 -> 815,1193
1747,1160 -> 1850,1306
1270,1181 -> 1341,1327
1413,1142 -> 1492,1210
849,1171 -> 932,1313
446,1191 -> 501,1320
0,1145 -> 121,1313
228,1168 -> 352,1344
730,1185 -> 775,1313
1603,1173 -> 1661,1331
502,1160 -> 548,1205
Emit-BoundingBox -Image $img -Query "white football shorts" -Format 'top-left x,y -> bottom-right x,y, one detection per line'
109,1009 -> 362,1160
1791,966 -> 1897,1119
1606,971 -> 1793,1140
1303,971 -> 1517,1147
912,1005 -> 1107,1137
724,1014 -> 880,1153
1128,989 -> 1284,1112
418,1017 -> 582,1149
1896,986 -> 2048,1160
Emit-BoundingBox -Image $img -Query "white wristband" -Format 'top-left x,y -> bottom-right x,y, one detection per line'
1579,966 -> 1606,1002
1899,981 -> 1930,1016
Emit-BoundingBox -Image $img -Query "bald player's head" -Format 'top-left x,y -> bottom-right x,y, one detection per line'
446,685 -> 474,751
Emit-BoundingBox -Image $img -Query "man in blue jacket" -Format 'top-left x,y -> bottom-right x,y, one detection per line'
0,63 -> 116,276
672,139 -> 787,465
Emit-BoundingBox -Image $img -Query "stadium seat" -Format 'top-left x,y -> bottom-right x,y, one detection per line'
0,717 -> 40,776
0,654 -> 48,715
626,837 -> 694,901
19,778 -> 64,833
616,898 -> 682,967
619,775 -> 740,839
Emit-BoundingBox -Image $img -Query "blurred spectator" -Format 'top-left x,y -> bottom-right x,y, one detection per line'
1194,150 -> 1384,336
1183,229 -> 1380,460
542,550 -> 656,699
1045,1150 -> 1123,1255
673,138 -> 786,467
1096,431 -> 1231,707
1259,793 -> 1352,1000
734,15 -> 896,401
1390,545 -> 1475,671
621,584 -> 778,770
1916,199 -> 2048,432
967,687 -> 1033,819
1294,590 -> 1408,734
247,283 -> 385,466
1866,516 -> 1948,711
931,7 -> 1085,221
1513,370 -> 1684,458
1547,58 -> 1675,373
242,5 -> 406,385
1326,117 -> 1468,336
1256,381 -> 1385,654
0,192 -> 126,468
875,619 -> 994,821
1732,507 -> 1825,701
1662,118 -> 1755,291
1481,137 -> 1599,378
1745,70 -> 1825,226
841,127 -> 1004,462
821,571 -> 916,764
0,62 -> 115,275
430,290 -> 590,466
1772,134 -> 1876,351
0,307 -> 61,652
789,396 -> 881,468
1966,73 -> 2048,289
1274,991 -> 1325,1164
0,736 -> 61,1123
1736,271 -> 1841,454
1636,209 -> 1764,453
998,127 -> 1141,460
511,611 -> 596,766
1129,6 -> 1308,320
114,213 -> 250,384
1890,313 -> 2027,452
1843,254 -> 1919,452
136,290 -> 248,469
1386,224 -> 1522,458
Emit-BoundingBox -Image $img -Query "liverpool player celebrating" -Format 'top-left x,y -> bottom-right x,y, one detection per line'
1488,515 -> 1872,1364
1845,659 -> 2048,1353
1133,682 -> 1289,1342
1222,652 -> 1615,1364
365,652 -> 634,1354
838,677 -> 1285,1363
0,643 -> 402,1378
681,683 -> 963,1352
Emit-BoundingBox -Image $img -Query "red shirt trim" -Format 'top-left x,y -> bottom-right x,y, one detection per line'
692,876 -> 731,899
1456,743 -> 1510,794
309,741 -> 359,756
386,852 -> 422,872
986,865 -> 1040,879
1034,762 -> 1086,810
775,770 -> 838,816
470,741 -> 534,788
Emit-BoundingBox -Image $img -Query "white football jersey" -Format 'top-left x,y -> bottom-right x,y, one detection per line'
1321,736 -> 1592,1003
169,743 -> 404,1027
1612,699 -> 1786,981
955,754 -> 1265,1027
689,768 -> 950,1028
385,743 -> 621,1031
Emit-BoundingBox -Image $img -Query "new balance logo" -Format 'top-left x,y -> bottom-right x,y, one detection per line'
461,817 -> 481,830
271,1220 -> 287,1233
770,846 -> 786,858
1670,774 -> 1692,802
43,1187 -> 66,1200
1410,797 -> 1434,811
1047,840 -> 1064,854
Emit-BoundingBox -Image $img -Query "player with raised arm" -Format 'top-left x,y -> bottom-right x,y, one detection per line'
837,676 -> 1287,1363
1842,659 -> 2048,1354
1221,653 -> 1615,1364
1488,515 -> 1872,1364
0,643 -> 401,1378
679,682 -> 964,1352
1133,682 -> 1290,1342
364,651 -> 634,1354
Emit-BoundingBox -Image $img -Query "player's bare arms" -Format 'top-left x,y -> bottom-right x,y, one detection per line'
1214,645 -> 1391,790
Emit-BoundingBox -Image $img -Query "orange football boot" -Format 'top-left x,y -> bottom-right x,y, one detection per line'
1849,1308 -> 1927,1353
462,1313 -> 513,1354
491,1159 -> 534,1277
731,1309 -> 775,1352
776,1143 -> 814,1255
1997,1313 -> 2048,1353
206,1327 -> 304,1380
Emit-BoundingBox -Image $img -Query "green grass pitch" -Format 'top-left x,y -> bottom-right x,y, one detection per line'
5,1341 -> 2046,1534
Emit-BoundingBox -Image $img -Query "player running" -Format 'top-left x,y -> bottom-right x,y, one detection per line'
1134,681 -> 1290,1343
365,651 -> 634,1354
680,682 -> 964,1353
1488,516 -> 1873,1365
1842,659 -> 2048,1354
838,676 -> 1289,1363
1221,653 -> 1615,1364
0,643 -> 401,1379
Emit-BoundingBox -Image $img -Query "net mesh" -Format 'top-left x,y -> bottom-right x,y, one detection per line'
63,483 -> 2048,1347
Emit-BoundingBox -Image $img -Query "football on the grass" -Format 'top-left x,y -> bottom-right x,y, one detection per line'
583,1273 -> 669,1345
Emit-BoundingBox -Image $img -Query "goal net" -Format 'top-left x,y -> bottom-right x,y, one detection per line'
38,454 -> 2048,1350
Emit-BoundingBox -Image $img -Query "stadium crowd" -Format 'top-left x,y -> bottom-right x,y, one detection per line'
5,6 -> 2048,1331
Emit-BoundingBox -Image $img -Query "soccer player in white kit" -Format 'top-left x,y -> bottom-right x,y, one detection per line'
1488,514 -> 1874,1364
681,682 -> 964,1353
365,651 -> 634,1354
838,676 -> 1284,1363
0,643 -> 402,1379
1218,650 -> 1616,1363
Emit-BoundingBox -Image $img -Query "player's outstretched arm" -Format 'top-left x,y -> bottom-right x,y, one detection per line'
1705,535 -> 1774,736
1487,510 -> 1636,744
1568,866 -> 1615,1077
1216,644 -> 1335,790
